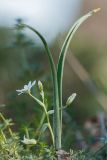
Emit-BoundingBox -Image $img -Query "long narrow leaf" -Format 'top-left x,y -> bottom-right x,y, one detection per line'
57,8 -> 100,130
18,24 -> 61,149
22,24 -> 55,79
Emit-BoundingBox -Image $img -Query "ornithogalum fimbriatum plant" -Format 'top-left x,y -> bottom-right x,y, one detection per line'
16,8 -> 100,152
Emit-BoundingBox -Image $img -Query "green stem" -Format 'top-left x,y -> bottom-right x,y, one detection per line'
25,127 -> 30,139
36,111 -> 46,136
43,106 -> 54,145
29,92 -> 45,108
36,92 -> 46,135
28,92 -> 54,144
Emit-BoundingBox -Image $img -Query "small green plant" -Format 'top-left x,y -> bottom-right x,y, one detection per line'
0,8 -> 101,160
16,8 -> 100,151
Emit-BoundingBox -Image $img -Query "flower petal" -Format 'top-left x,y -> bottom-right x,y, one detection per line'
18,92 -> 23,95
24,85 -> 28,90
16,89 -> 22,92
32,80 -> 36,87
28,81 -> 32,87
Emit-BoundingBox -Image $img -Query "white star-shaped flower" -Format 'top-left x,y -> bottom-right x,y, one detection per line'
16,80 -> 36,95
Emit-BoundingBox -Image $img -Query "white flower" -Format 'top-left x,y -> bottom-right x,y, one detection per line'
16,80 -> 36,95
21,136 -> 37,145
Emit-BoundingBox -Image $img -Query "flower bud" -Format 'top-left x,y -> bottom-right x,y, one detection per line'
66,93 -> 76,106
38,81 -> 43,92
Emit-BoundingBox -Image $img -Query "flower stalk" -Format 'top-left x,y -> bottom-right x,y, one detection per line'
28,92 -> 54,145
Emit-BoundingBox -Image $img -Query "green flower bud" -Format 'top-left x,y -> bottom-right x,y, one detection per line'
66,93 -> 76,106
38,81 -> 43,92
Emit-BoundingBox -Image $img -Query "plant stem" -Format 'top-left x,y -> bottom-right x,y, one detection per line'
36,92 -> 46,135
43,106 -> 54,145
28,92 -> 54,144
25,127 -> 30,139
29,92 -> 45,108
36,111 -> 46,135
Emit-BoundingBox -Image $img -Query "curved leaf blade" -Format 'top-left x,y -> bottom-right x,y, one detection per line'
17,24 -> 61,149
57,8 -> 100,131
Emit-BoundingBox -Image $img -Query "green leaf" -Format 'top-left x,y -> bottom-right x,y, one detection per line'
57,8 -> 100,122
